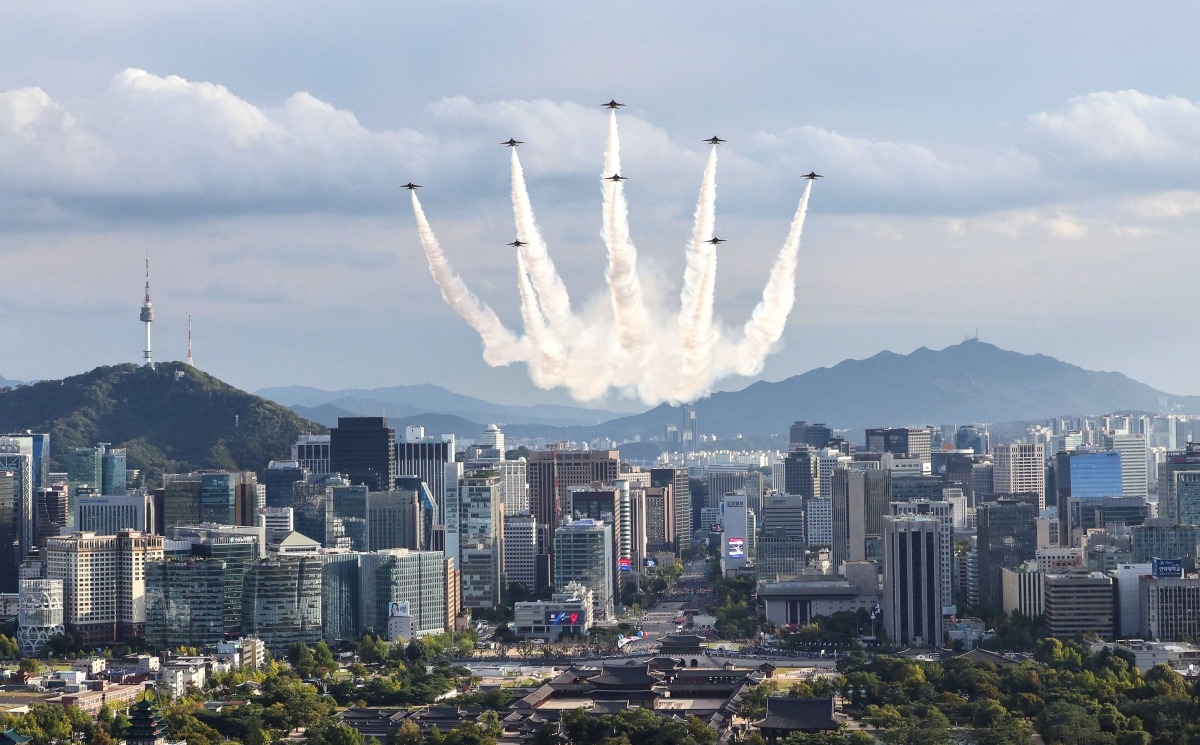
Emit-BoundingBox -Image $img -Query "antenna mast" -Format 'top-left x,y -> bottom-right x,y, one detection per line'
187,315 -> 194,366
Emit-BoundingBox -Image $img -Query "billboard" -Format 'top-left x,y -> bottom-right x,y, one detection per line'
618,557 -> 632,572
727,537 -> 745,558
1153,558 -> 1183,578
388,601 -> 411,618
545,611 -> 582,625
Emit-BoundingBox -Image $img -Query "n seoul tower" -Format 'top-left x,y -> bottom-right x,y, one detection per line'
140,257 -> 155,368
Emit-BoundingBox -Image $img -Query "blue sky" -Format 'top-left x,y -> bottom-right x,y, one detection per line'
2,2 -> 1199,407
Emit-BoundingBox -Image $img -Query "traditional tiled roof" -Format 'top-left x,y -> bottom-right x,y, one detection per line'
756,697 -> 837,732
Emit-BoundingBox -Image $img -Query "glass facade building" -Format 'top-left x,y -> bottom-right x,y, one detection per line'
145,558 -> 228,648
241,556 -> 322,654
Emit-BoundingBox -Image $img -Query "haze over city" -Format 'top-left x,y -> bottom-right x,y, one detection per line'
3,2 -> 1200,406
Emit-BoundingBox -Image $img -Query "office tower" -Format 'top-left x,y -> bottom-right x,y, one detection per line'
392,476 -> 438,551
258,507 -> 294,542
67,446 -> 103,498
936,451 -> 977,501
568,484 -> 630,571
291,475 -> 340,545
681,407 -> 698,458
200,472 -> 237,525
892,475 -> 945,502
650,467 -> 691,549
815,449 -> 851,499
627,485 -> 648,571
527,449 -> 619,535
1054,449 -> 1123,501
790,422 -> 832,450
642,484 -> 675,553
17,578 -> 64,656
955,425 -> 989,455
553,519 -> 614,621
0,440 -> 32,566
367,488 -> 422,551
75,494 -> 151,535
882,514 -> 943,648
504,514 -> 539,592
830,468 -> 891,570
241,555 -> 323,653
891,500 -> 954,614
170,524 -> 262,637
396,426 -> 456,518
101,445 -> 127,495
804,496 -> 832,547
1,433 -> 49,493
359,549 -> 449,636
1001,563 -> 1045,618
145,558 -> 229,648
0,471 -> 17,593
783,448 -> 817,498
235,473 -> 264,527
993,443 -> 1046,510
45,530 -> 164,644
761,494 -> 806,541
866,428 -> 932,461
1101,432 -> 1149,499
448,471 -> 504,609
1140,571 -> 1200,641
292,435 -> 331,476
707,467 -> 764,513
331,485 -> 369,551
1159,443 -> 1200,523
976,499 -> 1038,610
494,459 -> 529,516
263,461 -> 308,509
955,549 -> 979,608
330,417 -> 396,491
162,472 -> 202,533
721,493 -> 750,572
320,553 -> 360,643
480,424 -> 505,460
1131,519 -> 1198,563
1043,569 -> 1114,638
972,460 -> 995,500
33,485 -> 68,553
1173,472 -> 1200,527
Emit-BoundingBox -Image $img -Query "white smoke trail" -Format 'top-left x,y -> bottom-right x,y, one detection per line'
510,149 -> 575,341
514,249 -> 564,388
677,147 -> 719,390
409,191 -> 528,367
734,179 -> 814,376
600,110 -> 651,370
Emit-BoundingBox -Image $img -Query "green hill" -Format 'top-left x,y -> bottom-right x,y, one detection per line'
0,362 -> 324,483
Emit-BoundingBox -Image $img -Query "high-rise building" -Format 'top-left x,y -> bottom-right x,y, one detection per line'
367,489 -> 423,551
1,433 -> 49,493
263,461 -> 308,509
75,493 -> 151,535
0,470 -> 18,592
527,450 -> 619,536
1001,562 -> 1045,618
67,446 -> 104,498
320,552 -> 360,643
145,558 -> 229,648
1160,443 -> 1200,523
359,549 -> 449,636
891,500 -> 954,614
17,578 -> 64,656
804,496 -> 833,547
162,472 -> 202,534
503,514 -> 539,592
33,485 -> 69,553
1141,572 -> 1200,641
1043,569 -> 1114,638
790,422 -> 832,450
200,472 -> 237,525
1054,449 -> 1123,501
495,459 -> 529,516
1131,519 -> 1198,563
553,519 -> 614,621
170,524 -> 262,637
45,530 -> 164,644
992,443 -> 1046,510
721,493 -> 750,573
761,494 -> 806,541
1101,432 -> 1149,499
641,484 -> 675,553
480,424 -> 506,460
101,445 -> 127,496
445,471 -> 504,609
976,498 -> 1038,610
830,468 -> 891,570
882,514 -> 943,648
783,448 -> 817,498
866,428 -> 932,462
330,417 -> 396,492
241,555 -> 323,654
955,426 -> 989,455
0,440 -> 32,568
707,467 -> 764,513
650,467 -> 691,549
292,435 -> 331,476
815,449 -> 851,499
330,484 -> 369,552
395,426 -> 456,518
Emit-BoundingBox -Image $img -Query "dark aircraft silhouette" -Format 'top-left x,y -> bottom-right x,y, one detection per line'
606,174 -> 627,182
704,136 -> 726,145
802,172 -> 823,180
707,237 -> 726,245
400,182 -> 422,190
603,100 -> 625,109
502,138 -> 524,147
507,240 -> 527,248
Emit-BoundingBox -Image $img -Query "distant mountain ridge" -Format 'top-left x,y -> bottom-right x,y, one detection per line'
257,383 -> 628,427
0,363 -> 323,482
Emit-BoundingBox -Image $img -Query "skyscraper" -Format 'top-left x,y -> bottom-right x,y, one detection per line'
292,435 -> 331,476
890,500 -> 954,614
330,417 -> 396,492
241,556 -> 323,654
395,426 -> 455,517
503,514 -> 539,592
830,467 -> 891,570
553,519 -> 614,621
992,443 -> 1046,510
789,422 -> 832,450
448,471 -> 504,609
650,467 -> 690,549
0,439 -> 33,566
784,448 -> 817,498
367,489 -> 423,551
976,498 -> 1038,610
882,514 -> 942,648
1100,432 -> 1149,499
866,428 -> 932,461
527,449 -> 619,534
263,461 -> 308,510
101,445 -> 127,495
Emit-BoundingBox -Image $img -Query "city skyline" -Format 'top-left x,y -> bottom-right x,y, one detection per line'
3,3 -> 1200,406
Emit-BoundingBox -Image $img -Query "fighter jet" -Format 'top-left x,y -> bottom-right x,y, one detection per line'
400,182 -> 422,190
507,240 -> 527,248
802,172 -> 823,180
502,138 -> 524,148
704,136 -> 726,145
707,237 -> 726,245
606,174 -> 627,182
603,100 -> 625,109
